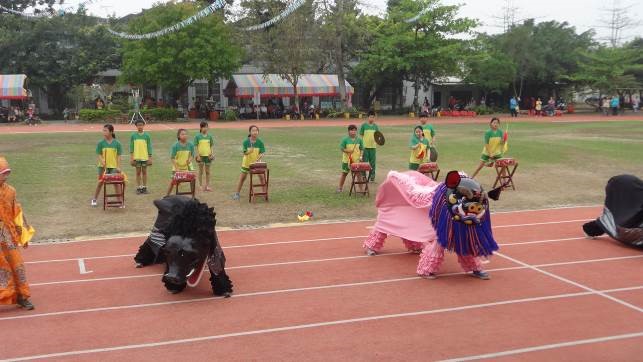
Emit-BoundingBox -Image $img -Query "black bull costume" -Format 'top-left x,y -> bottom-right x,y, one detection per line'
583,175 -> 643,248
134,196 -> 233,296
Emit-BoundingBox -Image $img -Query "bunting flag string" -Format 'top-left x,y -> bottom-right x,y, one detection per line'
243,0 -> 306,31
1,0 -> 102,18
0,4 -> 50,18
107,0 -> 226,40
404,6 -> 431,23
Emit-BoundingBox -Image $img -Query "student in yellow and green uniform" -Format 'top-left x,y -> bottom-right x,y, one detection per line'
409,126 -> 430,170
337,124 -> 364,193
194,121 -> 215,192
92,124 -> 123,207
166,129 -> 195,196
233,125 -> 266,200
129,119 -> 153,195
419,112 -> 436,146
359,110 -> 380,182
471,117 -> 505,179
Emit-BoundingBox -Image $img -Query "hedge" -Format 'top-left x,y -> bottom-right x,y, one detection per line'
78,109 -> 122,122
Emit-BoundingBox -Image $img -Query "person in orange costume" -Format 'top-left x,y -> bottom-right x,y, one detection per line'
0,156 -> 34,310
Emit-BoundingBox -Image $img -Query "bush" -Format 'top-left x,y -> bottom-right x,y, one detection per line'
78,109 -> 121,122
126,108 -> 180,122
223,108 -> 238,121
145,108 -> 180,121
471,105 -> 496,115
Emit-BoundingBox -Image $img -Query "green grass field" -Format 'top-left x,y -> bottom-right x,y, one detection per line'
1,120 -> 642,241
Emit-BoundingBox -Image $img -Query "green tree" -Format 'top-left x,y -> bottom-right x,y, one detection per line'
240,0 -> 320,111
0,12 -> 120,113
118,1 -> 243,98
0,0 -> 59,13
493,20 -> 594,97
571,45 -> 642,96
316,0 -> 368,108
354,0 -> 476,111
464,35 -> 516,97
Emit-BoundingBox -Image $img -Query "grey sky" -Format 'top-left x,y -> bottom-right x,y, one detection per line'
65,0 -> 641,43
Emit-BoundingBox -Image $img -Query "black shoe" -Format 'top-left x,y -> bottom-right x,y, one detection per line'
142,187 -> 150,194
17,296 -> 35,310
135,187 -> 142,195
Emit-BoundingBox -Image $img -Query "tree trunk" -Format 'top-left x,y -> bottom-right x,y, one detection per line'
293,76 -> 299,113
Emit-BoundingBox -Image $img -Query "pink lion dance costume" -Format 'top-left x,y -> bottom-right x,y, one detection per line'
363,171 -> 440,255
364,170 -> 500,280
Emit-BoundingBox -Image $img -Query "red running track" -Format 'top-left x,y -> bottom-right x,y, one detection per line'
1,206 -> 642,361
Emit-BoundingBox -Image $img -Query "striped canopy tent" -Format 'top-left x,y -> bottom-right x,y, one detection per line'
228,74 -> 354,99
0,74 -> 29,100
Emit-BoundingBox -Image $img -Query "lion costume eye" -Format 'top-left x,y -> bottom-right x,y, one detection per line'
449,194 -> 458,204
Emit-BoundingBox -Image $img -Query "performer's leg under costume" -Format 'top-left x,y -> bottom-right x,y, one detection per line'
0,228 -> 30,305
363,230 -> 387,252
363,230 -> 424,253
417,240 -> 482,276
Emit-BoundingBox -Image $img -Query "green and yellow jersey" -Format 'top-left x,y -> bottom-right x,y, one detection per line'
409,135 -> 430,164
170,141 -> 195,171
359,123 -> 380,149
340,136 -> 364,164
194,133 -> 214,157
482,129 -> 504,157
241,138 -> 265,169
130,132 -> 152,161
96,139 -> 123,169
421,124 -> 436,141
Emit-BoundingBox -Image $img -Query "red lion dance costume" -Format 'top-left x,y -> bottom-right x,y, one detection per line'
363,170 -> 499,279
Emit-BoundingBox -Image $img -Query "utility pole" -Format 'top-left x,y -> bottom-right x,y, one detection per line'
598,0 -> 640,47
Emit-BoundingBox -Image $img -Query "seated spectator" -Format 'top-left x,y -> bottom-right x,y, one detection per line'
260,104 -> 268,119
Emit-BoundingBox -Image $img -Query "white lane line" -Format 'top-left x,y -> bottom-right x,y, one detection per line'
24,235 -> 369,265
3,287 -> 640,361
27,252 -> 413,287
227,252 -> 410,270
12,255 -> 643,322
77,259 -> 92,275
493,219 -> 588,229
498,237 -> 585,246
28,252 -> 643,288
29,206 -> 599,246
0,266 -> 524,322
495,252 -> 643,313
25,216 -> 594,266
439,332 -> 643,362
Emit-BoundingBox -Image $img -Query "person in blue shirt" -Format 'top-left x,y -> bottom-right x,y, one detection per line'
610,96 -> 620,116
509,97 -> 518,117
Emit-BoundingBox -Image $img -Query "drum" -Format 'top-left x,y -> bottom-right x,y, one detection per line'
350,162 -> 372,172
102,173 -> 124,182
495,158 -> 516,167
418,162 -> 439,173
173,171 -> 196,183
250,162 -> 267,170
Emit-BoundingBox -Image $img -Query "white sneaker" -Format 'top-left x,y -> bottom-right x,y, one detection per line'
90,199 -> 97,207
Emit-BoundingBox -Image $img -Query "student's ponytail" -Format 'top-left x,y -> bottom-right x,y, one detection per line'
104,124 -> 116,139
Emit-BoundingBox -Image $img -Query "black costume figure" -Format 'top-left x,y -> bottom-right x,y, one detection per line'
583,175 -> 643,248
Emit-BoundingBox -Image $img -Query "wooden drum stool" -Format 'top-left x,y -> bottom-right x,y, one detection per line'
102,173 -> 126,210
249,162 -> 269,203
349,162 -> 371,197
493,158 -> 518,190
172,171 -> 196,198
418,162 -> 440,181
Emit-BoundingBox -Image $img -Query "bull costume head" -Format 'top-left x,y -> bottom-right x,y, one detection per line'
430,171 -> 500,257
133,196 -> 233,297
445,171 -> 488,225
